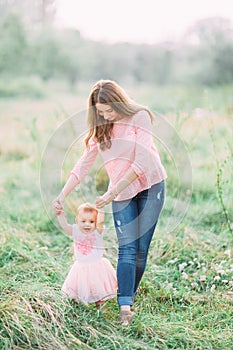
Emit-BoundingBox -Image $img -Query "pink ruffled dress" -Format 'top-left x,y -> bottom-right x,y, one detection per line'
62,224 -> 117,304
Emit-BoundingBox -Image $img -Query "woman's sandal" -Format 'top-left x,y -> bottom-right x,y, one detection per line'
119,310 -> 135,326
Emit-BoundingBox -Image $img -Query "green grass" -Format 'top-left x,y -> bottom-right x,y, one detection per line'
0,76 -> 46,98
0,81 -> 233,349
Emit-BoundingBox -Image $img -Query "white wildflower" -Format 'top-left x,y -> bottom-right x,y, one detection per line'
181,272 -> 188,279
222,280 -> 228,283
168,258 -> 179,264
191,282 -> 198,288
214,276 -> 221,281
224,250 -> 231,258
179,262 -> 188,271
210,284 -> 216,293
215,264 -> 221,270
216,269 -> 225,275
200,275 -> 206,281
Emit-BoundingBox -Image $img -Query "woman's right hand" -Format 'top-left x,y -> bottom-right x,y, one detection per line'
52,192 -> 65,215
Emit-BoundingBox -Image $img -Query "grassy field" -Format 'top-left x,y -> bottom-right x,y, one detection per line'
0,80 -> 233,349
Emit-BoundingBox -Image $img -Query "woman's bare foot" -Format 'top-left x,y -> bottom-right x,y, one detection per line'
95,300 -> 106,310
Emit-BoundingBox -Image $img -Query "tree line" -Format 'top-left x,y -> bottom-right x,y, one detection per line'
1,6 -> 233,87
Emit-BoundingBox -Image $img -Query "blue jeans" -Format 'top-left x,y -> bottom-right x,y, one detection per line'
112,181 -> 165,306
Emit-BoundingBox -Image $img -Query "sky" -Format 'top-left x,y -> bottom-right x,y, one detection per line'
55,0 -> 233,44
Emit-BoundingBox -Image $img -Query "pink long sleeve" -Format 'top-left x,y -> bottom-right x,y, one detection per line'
130,110 -> 154,176
71,137 -> 98,182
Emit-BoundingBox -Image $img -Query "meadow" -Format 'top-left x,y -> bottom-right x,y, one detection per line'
0,80 -> 233,349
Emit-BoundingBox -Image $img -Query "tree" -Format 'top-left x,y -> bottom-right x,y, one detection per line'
186,17 -> 233,85
0,14 -> 27,75
189,17 -> 233,46
0,0 -> 57,28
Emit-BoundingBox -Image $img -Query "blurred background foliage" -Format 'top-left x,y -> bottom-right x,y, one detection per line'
0,0 -> 233,96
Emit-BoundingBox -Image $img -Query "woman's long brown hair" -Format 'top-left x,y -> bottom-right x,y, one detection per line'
85,80 -> 154,150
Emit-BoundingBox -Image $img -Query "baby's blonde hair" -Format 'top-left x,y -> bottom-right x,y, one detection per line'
76,202 -> 98,221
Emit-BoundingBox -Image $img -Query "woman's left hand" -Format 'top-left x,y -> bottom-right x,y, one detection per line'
96,191 -> 115,208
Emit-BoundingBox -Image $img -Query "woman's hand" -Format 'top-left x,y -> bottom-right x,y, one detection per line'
96,191 -> 116,209
52,192 -> 65,215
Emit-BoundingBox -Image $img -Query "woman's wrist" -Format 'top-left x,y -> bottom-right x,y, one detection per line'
107,189 -> 118,199
59,190 -> 65,202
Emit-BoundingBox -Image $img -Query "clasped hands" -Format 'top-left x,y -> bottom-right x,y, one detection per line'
52,192 -> 65,215
52,190 -> 116,215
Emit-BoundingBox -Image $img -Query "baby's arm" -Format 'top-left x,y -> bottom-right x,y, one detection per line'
96,210 -> 105,234
57,212 -> 72,236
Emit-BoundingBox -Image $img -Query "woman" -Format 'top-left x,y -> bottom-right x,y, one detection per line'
53,80 -> 167,325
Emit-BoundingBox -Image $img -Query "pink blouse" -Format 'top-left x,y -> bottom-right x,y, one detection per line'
71,110 -> 167,201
